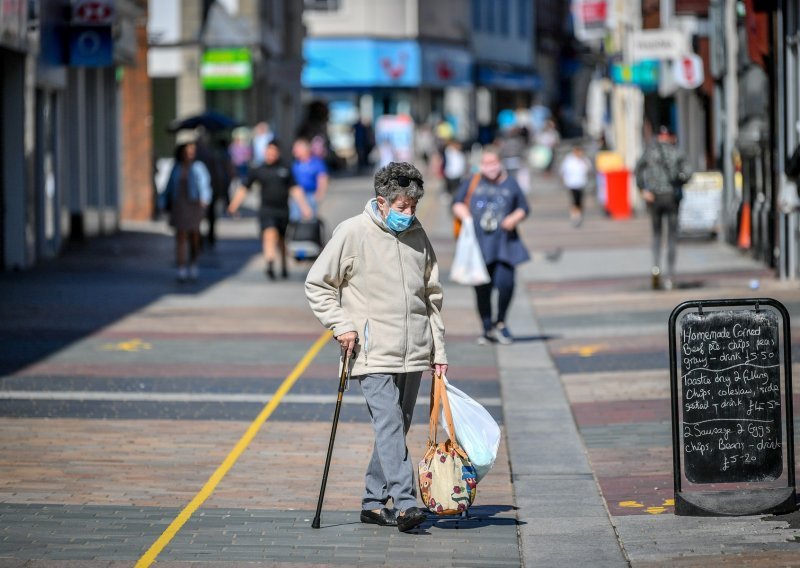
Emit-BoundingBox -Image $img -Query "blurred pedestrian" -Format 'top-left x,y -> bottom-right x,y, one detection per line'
416,123 -> 436,166
377,137 -> 396,170
160,136 -> 212,282
305,161 -> 447,533
559,146 -> 593,227
196,132 -> 232,248
228,141 -> 312,280
499,127 -> 526,183
291,138 -> 329,221
452,146 -> 530,345
443,140 -> 467,196
534,119 -> 560,172
229,130 -> 252,180
635,126 -> 693,290
353,118 -> 375,173
251,122 -> 274,167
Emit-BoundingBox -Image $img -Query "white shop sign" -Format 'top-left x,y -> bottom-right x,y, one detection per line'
630,29 -> 687,61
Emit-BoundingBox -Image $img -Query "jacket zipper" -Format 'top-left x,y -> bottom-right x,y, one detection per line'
395,238 -> 409,369
363,320 -> 370,366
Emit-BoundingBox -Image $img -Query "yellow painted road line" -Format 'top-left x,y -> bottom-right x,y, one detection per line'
135,330 -> 333,568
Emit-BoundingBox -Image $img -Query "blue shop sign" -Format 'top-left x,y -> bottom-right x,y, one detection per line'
477,65 -> 542,91
421,44 -> 473,87
69,25 -> 113,67
303,38 -> 421,88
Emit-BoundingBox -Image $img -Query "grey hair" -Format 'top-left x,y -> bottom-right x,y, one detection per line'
374,162 -> 425,203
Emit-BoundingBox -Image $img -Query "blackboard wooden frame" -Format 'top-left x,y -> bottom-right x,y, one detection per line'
669,298 -> 797,516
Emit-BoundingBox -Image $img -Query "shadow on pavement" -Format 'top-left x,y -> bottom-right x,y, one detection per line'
0,228 -> 258,378
428,504 -> 524,531
675,280 -> 705,290
510,334 -> 560,343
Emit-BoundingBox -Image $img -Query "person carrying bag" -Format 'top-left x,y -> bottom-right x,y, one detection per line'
418,374 -> 478,516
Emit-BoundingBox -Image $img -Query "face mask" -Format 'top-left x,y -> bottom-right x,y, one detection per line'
385,208 -> 415,233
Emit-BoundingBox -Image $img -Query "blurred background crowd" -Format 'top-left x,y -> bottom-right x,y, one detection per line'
2,0 -> 800,281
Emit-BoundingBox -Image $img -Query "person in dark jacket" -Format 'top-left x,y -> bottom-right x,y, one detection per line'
635,126 -> 693,290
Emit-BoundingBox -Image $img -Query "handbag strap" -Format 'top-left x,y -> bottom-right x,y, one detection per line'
428,374 -> 467,458
429,373 -> 441,443
464,173 -> 481,207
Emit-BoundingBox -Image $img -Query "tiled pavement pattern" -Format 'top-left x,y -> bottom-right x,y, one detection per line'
524,173 -> 800,565
0,504 -> 518,566
0,177 -> 519,567
3,168 -> 800,567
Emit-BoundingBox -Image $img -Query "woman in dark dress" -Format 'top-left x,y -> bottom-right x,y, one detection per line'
162,141 -> 212,282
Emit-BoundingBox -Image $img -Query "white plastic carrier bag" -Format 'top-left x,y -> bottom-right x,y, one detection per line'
439,375 -> 501,482
449,219 -> 491,286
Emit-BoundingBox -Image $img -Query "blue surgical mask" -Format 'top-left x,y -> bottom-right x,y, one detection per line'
386,208 -> 415,233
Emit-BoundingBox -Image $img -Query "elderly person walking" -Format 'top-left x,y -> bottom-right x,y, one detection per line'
305,162 -> 447,533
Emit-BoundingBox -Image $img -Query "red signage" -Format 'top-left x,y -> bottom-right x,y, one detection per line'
73,1 -> 114,25
572,0 -> 608,41
580,1 -> 607,24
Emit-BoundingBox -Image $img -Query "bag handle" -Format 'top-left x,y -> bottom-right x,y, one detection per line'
452,174 -> 482,239
428,373 -> 441,443
464,173 -> 481,207
428,374 -> 467,459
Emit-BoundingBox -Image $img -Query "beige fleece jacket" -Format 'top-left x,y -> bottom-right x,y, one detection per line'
305,199 -> 447,375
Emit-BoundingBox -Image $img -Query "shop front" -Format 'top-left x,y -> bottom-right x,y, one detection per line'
0,0 -> 30,269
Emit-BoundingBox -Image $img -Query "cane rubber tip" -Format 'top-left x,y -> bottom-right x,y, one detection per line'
311,518 -> 321,529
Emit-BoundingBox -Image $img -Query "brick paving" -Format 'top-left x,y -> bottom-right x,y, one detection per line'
524,173 -> 800,564
4,169 -> 800,566
0,176 -> 521,567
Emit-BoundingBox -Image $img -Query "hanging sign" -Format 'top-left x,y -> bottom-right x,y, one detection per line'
201,48 -> 253,90
673,53 -> 705,89
630,29 -> 687,61
72,1 -> 114,25
572,0 -> 608,42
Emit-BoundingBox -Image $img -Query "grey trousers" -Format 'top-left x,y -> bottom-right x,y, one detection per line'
357,371 -> 422,512
650,201 -> 679,277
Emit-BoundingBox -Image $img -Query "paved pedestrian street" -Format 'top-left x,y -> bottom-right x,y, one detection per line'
3,173 -> 800,566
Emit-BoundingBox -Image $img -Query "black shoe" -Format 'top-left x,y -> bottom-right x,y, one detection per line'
265,263 -> 276,281
397,506 -> 426,533
360,508 -> 397,527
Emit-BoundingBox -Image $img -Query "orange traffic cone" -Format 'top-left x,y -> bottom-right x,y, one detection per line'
738,202 -> 752,250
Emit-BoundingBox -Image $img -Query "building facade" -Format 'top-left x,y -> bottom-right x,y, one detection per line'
147,0 -> 305,159
302,0 -> 539,147
573,0 -> 800,280
0,0 -> 145,270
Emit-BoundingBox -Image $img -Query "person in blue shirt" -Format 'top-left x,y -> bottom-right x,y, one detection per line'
290,138 -> 329,221
452,146 -> 530,345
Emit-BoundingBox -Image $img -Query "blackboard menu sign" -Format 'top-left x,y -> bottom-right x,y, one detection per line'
679,310 -> 782,483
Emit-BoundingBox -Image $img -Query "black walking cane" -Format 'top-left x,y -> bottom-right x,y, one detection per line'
311,342 -> 355,529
